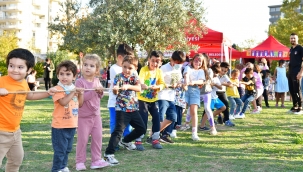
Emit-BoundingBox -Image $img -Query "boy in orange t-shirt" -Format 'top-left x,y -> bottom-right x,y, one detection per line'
51,60 -> 84,172
0,48 -> 56,172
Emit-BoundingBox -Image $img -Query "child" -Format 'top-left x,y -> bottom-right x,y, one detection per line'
226,69 -> 243,118
75,54 -> 110,170
274,60 -> 289,108
158,51 -> 185,144
235,68 -> 256,119
0,48 -> 56,172
135,51 -> 165,149
104,55 -> 146,165
183,54 -> 206,140
27,69 -> 37,91
107,44 -> 134,142
217,62 -> 235,126
51,60 -> 84,172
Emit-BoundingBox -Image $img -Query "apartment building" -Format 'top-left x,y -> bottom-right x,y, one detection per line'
0,0 -> 62,54
269,0 -> 303,24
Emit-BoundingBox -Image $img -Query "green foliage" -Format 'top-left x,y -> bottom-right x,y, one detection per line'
49,0 -> 206,59
33,62 -> 44,78
268,0 -> 303,46
0,59 -> 7,76
0,31 -> 18,60
270,60 -> 278,75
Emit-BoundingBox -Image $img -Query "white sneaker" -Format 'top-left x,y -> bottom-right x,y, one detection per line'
251,109 -> 260,114
104,154 -> 119,165
210,128 -> 218,135
59,167 -> 70,172
170,129 -> 177,138
118,140 -> 136,150
294,110 -> 303,115
180,124 -> 190,131
257,106 -> 262,111
234,113 -> 245,119
192,133 -> 200,141
229,115 -> 235,120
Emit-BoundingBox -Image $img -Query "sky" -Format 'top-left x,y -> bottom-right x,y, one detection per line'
80,0 -> 283,46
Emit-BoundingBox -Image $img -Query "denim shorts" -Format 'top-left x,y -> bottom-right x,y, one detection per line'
185,86 -> 201,107
211,98 -> 225,110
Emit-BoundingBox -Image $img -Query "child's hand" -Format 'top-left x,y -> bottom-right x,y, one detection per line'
0,88 -> 8,96
150,85 -> 159,90
95,86 -> 104,94
141,84 -> 149,90
188,81 -> 195,86
48,87 -> 57,96
75,87 -> 84,95
120,84 -> 130,90
113,86 -> 120,91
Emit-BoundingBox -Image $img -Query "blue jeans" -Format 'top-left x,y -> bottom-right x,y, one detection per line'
228,96 -> 243,115
158,100 -> 177,122
164,105 -> 183,135
109,107 -> 132,137
240,94 -> 254,114
51,128 -> 76,172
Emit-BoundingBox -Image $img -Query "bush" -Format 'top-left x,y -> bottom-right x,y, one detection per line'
33,62 -> 44,78
0,59 -> 7,76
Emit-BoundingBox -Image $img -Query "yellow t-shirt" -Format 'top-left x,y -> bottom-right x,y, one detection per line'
226,78 -> 240,98
137,66 -> 165,102
0,76 -> 29,132
52,86 -> 78,128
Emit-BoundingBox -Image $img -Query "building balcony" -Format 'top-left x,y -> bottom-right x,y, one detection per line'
0,0 -> 21,4
32,8 -> 46,17
0,15 -> 20,21
0,24 -> 22,30
0,5 -> 21,11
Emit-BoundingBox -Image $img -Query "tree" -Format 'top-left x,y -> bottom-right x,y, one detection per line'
50,0 -> 207,59
268,0 -> 303,46
0,31 -> 18,59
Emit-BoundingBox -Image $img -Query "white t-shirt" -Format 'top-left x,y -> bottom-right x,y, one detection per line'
217,74 -> 230,92
27,74 -> 35,83
211,77 -> 221,99
158,63 -> 182,101
183,66 -> 205,82
107,64 -> 122,108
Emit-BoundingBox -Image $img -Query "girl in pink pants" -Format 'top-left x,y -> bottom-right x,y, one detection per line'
75,54 -> 110,170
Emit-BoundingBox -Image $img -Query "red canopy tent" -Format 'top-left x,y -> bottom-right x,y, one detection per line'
189,45 -> 243,59
244,35 -> 289,59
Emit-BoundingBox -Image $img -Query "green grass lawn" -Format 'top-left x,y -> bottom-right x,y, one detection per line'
1,97 -> 303,172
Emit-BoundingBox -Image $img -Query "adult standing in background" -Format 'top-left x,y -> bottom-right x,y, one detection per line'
43,58 -> 51,90
288,33 -> 303,114
49,59 -> 55,86
106,61 -> 111,88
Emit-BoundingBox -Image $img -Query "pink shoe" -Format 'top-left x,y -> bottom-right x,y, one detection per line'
90,159 -> 110,169
76,163 -> 86,171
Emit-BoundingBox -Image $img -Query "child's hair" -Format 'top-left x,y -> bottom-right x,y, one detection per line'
244,67 -> 253,74
149,50 -> 163,60
29,69 -> 36,75
117,43 -> 134,56
82,54 -> 101,71
211,62 -> 221,74
220,62 -> 230,69
6,48 -> 35,71
201,53 -> 210,80
122,55 -> 139,68
231,69 -> 239,75
254,64 -> 261,73
56,60 -> 77,76
171,51 -> 185,62
278,59 -> 285,66
202,53 -> 210,68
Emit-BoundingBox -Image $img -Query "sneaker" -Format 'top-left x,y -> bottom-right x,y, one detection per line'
281,104 -> 285,108
180,124 -> 190,131
251,109 -> 260,114
225,120 -> 235,127
229,115 -> 235,120
135,141 -> 145,151
275,104 -> 278,107
234,113 -> 245,119
266,105 -> 270,108
175,125 -> 181,130
210,128 -> 218,135
146,137 -> 152,144
170,129 -> 177,138
104,154 -> 119,165
90,159 -> 110,169
159,135 -> 174,144
76,163 -> 86,171
119,140 -> 136,150
288,107 -> 296,113
294,108 -> 303,115
217,115 -> 223,124
257,106 -> 262,111
60,167 -> 70,172
192,133 -> 200,141
152,139 -> 163,149
199,126 -> 210,131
